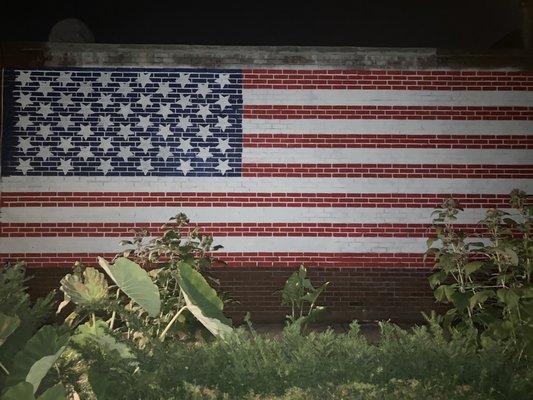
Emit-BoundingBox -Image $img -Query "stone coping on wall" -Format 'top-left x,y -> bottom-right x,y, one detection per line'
1,42 -> 532,70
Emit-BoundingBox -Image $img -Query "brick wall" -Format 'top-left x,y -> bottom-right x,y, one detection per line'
1,43 -> 531,324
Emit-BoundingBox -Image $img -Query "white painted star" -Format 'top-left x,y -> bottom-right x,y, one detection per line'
176,73 -> 190,87
215,95 -> 232,110
17,71 -> 32,86
57,72 -> 72,86
137,137 -> 153,153
58,93 -> 74,108
158,103 -> 173,118
58,158 -> 74,175
99,137 -> 114,153
215,159 -> 232,175
197,104 -> 211,119
178,159 -> 193,175
215,116 -> 231,132
177,116 -> 192,131
16,115 -> 32,130
59,137 -> 74,152
58,115 -> 73,130
156,82 -> 172,96
36,146 -> 54,160
78,124 -> 95,140
157,124 -> 173,140
78,104 -> 93,118
176,94 -> 191,109
216,138 -> 231,153
77,146 -> 94,161
196,83 -> 211,98
98,159 -> 113,175
117,124 -> 134,139
117,146 -> 134,161
137,72 -> 152,87
98,94 -> 114,109
116,81 -> 133,96
36,124 -> 54,139
18,137 -> 32,153
137,94 -> 152,109
215,73 -> 231,88
77,82 -> 92,96
137,115 -> 152,131
196,125 -> 213,141
157,146 -> 174,161
196,146 -> 212,161
16,159 -> 32,175
17,93 -> 33,109
97,72 -> 113,86
37,103 -> 53,117
178,138 -> 193,153
99,115 -> 113,129
137,159 -> 154,175
37,81 -> 53,96
118,103 -> 133,119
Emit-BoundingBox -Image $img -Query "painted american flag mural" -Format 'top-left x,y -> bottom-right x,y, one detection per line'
1,68 -> 533,268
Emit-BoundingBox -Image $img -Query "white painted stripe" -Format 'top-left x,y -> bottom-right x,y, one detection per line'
2,176 -> 532,194
243,119 -> 533,135
243,89 -> 533,107
242,148 -> 533,165
1,206 -> 514,224
0,236 -> 448,254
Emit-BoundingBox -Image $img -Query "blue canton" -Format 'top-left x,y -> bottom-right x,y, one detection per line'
1,68 -> 243,176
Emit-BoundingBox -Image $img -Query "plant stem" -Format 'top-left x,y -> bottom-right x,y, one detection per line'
91,313 -> 97,335
159,306 -> 187,341
109,288 -> 121,330
0,361 -> 9,375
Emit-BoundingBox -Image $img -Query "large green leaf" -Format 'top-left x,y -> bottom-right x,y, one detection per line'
0,313 -> 20,346
176,261 -> 233,338
58,267 -> 109,313
98,257 -> 161,317
37,383 -> 67,400
73,320 -> 136,362
0,382 -> 66,400
0,382 -> 34,400
6,326 -> 69,393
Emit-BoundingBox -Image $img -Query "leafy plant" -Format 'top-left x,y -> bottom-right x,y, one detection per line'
279,265 -> 329,332
0,264 -> 54,390
426,189 -> 533,361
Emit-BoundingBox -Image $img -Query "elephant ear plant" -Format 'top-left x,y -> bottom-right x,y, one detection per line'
57,213 -> 233,347
426,189 -> 533,362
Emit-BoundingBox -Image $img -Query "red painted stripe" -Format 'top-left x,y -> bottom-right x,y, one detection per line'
243,105 -> 533,120
243,134 -> 533,149
0,252 -> 434,268
1,192 -> 525,208
242,164 -> 533,179
0,222 -> 488,238
242,69 -> 533,90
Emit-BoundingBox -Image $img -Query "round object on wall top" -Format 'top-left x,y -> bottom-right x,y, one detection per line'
48,18 -> 95,43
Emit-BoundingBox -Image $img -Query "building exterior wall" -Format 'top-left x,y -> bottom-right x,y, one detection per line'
1,44 -> 532,322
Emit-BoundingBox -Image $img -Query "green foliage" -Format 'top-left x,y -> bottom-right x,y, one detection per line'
0,382 -> 67,400
279,265 -> 329,332
58,323 -> 533,399
58,267 -> 109,313
176,261 -> 233,339
0,313 -> 20,347
98,256 -> 161,317
426,189 -> 533,362
0,264 -> 54,389
5,325 -> 69,393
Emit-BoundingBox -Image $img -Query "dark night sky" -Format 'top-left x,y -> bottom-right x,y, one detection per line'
0,0 -> 525,48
